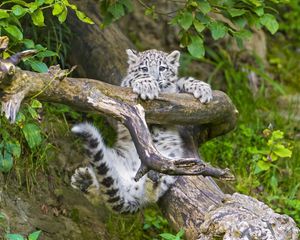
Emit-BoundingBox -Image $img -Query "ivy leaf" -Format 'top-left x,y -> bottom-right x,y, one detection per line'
187,35 -> 205,59
12,5 -> 27,17
260,14 -> 279,34
22,123 -> 42,149
197,0 -> 211,15
209,21 -> 228,40
31,9 -> 45,26
0,10 -> 10,19
75,10 -> 94,24
228,8 -> 246,17
4,25 -> 23,41
178,11 -> 193,30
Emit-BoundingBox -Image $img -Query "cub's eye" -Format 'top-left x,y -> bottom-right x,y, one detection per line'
141,67 -> 148,72
159,66 -> 166,71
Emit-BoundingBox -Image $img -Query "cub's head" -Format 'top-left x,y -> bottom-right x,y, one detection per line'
126,49 -> 180,92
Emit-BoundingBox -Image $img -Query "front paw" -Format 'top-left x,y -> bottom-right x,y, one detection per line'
192,82 -> 213,103
131,77 -> 159,100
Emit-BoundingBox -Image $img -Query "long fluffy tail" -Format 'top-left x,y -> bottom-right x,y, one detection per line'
71,122 -> 141,213
71,122 -> 106,162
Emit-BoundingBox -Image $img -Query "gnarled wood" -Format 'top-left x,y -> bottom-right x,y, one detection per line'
0,65 -> 234,181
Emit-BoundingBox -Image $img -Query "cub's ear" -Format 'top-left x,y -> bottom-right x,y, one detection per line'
126,49 -> 138,65
167,50 -> 180,66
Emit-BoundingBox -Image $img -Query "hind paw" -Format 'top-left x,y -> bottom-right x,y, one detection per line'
71,167 -> 98,193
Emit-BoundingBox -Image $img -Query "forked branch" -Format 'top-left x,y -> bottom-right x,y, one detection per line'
0,37 -> 236,180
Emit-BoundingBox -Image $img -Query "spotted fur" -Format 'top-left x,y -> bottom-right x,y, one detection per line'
71,49 -> 213,213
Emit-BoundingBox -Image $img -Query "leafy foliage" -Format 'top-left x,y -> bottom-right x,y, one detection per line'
5,230 -> 41,240
99,0 -> 281,58
0,0 -> 93,72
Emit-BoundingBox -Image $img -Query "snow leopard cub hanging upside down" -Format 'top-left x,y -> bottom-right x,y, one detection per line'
71,49 -> 213,214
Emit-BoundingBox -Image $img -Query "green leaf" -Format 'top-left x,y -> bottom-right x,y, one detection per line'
22,123 -> 42,149
119,0 -> 133,12
228,8 -> 246,17
36,50 -> 58,58
0,10 -> 10,19
273,145 -> 292,158
107,3 -> 125,19
28,230 -> 41,240
58,8 -> 68,23
178,11 -> 193,30
75,10 -> 94,24
187,35 -> 205,59
5,141 -> 21,158
45,0 -> 54,3
197,0 -> 211,15
52,3 -> 64,16
176,229 -> 185,238
0,149 -> 13,173
193,19 -> 205,33
23,39 -> 35,49
4,25 -> 23,41
35,0 -> 45,6
159,233 -> 176,240
260,14 -> 279,34
31,99 -> 43,108
254,7 -> 264,16
28,2 -> 39,13
28,106 -> 39,119
12,5 -> 27,17
233,29 -> 252,40
256,160 -> 271,172
31,9 -> 45,26
209,21 -> 228,40
232,16 -> 247,28
5,234 -> 25,240
25,59 -> 48,73
271,130 -> 284,140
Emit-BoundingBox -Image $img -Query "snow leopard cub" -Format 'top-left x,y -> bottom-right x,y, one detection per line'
71,49 -> 213,214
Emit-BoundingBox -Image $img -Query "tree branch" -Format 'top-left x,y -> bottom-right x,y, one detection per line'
0,42 -> 236,180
